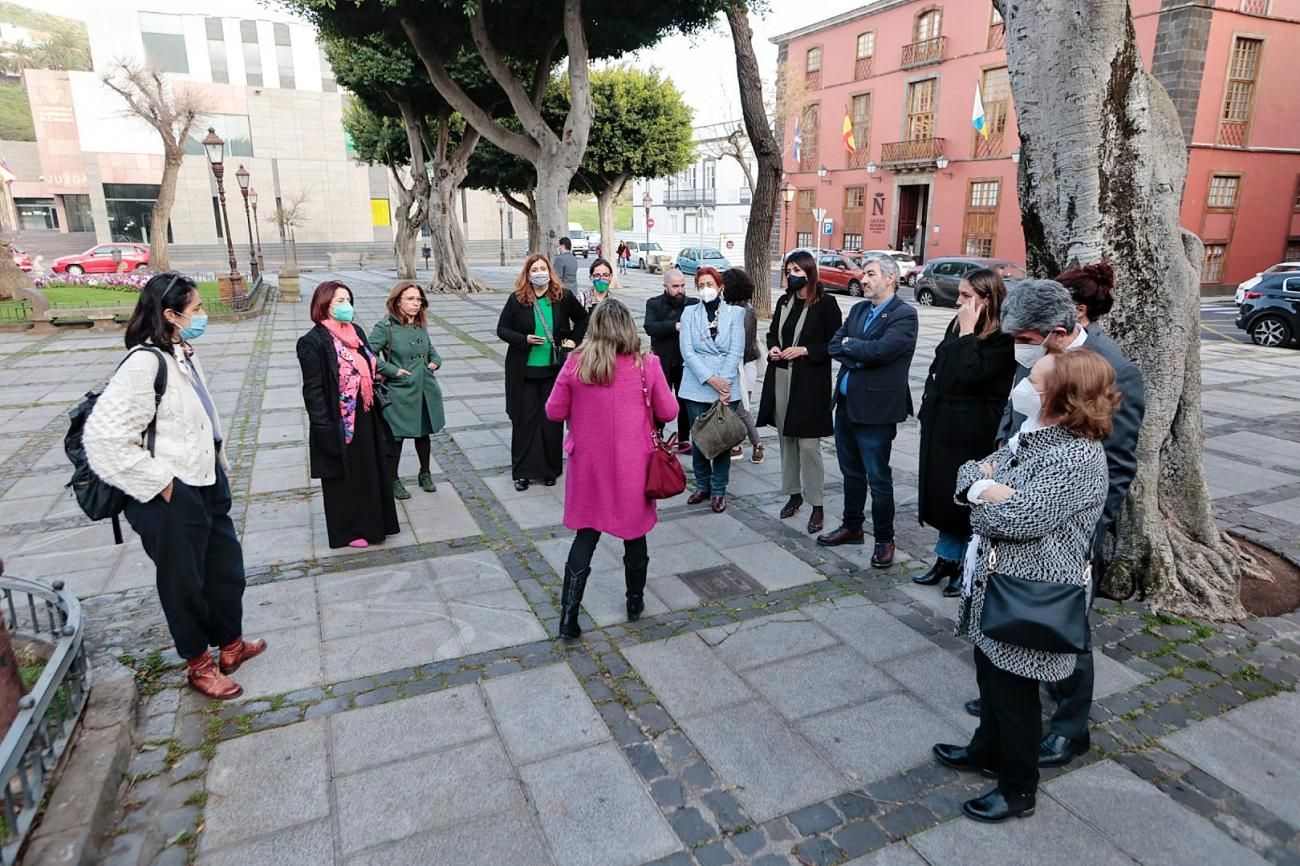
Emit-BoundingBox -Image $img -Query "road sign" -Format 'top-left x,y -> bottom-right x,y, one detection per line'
647,218 -> 655,229
822,219 -> 834,236
725,239 -> 734,249
812,207 -> 827,223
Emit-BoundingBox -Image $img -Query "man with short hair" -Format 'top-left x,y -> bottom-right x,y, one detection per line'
554,237 -> 578,293
819,253 -> 918,568
644,268 -> 697,451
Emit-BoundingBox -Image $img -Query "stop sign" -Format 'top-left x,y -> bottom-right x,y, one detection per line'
647,218 -> 655,229
725,239 -> 735,249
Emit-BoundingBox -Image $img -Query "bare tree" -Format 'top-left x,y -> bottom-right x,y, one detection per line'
698,122 -> 756,195
999,0 -> 1247,619
268,188 -> 311,275
102,61 -> 208,271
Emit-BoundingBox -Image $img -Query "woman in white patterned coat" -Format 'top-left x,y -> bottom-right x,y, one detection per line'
932,347 -> 1119,823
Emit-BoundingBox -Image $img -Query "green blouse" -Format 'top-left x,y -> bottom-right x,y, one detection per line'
527,296 -> 555,367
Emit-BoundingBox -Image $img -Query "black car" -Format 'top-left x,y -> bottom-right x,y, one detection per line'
1236,270 -> 1300,347
911,256 -> 1026,307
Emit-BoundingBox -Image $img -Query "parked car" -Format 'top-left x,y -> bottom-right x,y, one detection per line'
912,256 -> 1026,307
1236,271 -> 1300,348
675,246 -> 732,276
50,243 -> 150,276
818,253 -> 866,297
861,249 -> 918,275
903,263 -> 925,286
1236,262 -> 1300,305
567,223 -> 589,257
588,232 -> 602,258
11,246 -> 32,272
627,241 -> 667,270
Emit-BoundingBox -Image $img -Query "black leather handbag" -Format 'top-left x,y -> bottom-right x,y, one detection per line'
979,546 -> 1091,654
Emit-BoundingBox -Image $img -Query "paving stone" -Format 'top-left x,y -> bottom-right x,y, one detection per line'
670,806 -> 715,846
696,611 -> 839,671
834,820 -> 890,858
701,789 -> 749,831
803,596 -> 935,662
695,841 -> 735,866
789,802 -> 841,835
650,777 -> 684,809
169,750 -> 205,781
877,803 -> 937,839
483,663 -> 608,764
347,807 -> 550,866
744,646 -> 896,721
624,634 -> 754,720
842,841 -> 929,866
731,829 -> 766,856
795,837 -> 843,866
331,684 -> 493,775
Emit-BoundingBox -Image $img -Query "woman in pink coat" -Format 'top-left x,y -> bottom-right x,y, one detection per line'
546,299 -> 679,639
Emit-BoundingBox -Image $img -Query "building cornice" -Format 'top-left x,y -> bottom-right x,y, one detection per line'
770,0 -> 916,46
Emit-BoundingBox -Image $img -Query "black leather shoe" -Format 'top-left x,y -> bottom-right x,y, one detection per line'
513,479 -> 529,491
913,558 -> 950,585
1038,733 -> 1090,767
817,526 -> 865,547
543,477 -> 557,487
964,698 -> 981,717
870,541 -> 896,568
962,788 -> 1036,823
941,569 -> 963,597
932,743 -> 998,777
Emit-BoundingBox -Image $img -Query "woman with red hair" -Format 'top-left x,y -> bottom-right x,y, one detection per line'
296,281 -> 400,549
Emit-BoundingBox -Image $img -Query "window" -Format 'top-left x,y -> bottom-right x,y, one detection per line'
906,79 -> 936,141
855,31 -> 875,80
845,186 -> 865,208
843,234 -> 862,251
963,179 -> 1001,257
241,20 -> 263,87
1293,176 -> 1300,211
849,93 -> 871,168
915,8 -> 942,42
1286,238 -> 1300,261
970,181 -> 999,208
319,43 -> 337,92
1207,174 -> 1240,209
800,103 -> 820,170
796,232 -> 813,248
796,187 -> 815,245
274,23 -> 295,89
103,183 -> 172,244
206,18 -> 228,83
975,66 -> 1010,157
844,185 -> 865,240
988,5 -> 1006,49
703,158 -> 716,189
184,114 -> 254,157
806,46 -> 822,88
140,12 -> 188,73
1218,36 -> 1262,145
1202,243 -> 1227,282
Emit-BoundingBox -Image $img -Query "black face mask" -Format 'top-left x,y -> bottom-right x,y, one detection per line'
787,274 -> 808,292
666,291 -> 686,308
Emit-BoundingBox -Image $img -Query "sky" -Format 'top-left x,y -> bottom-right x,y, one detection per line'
25,0 -> 864,128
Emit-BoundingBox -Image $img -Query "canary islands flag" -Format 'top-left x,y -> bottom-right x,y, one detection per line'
842,111 -> 856,155
792,116 -> 802,162
971,83 -> 988,138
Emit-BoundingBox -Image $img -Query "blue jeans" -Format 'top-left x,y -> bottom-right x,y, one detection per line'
934,531 -> 970,562
834,411 -> 897,540
684,399 -> 735,496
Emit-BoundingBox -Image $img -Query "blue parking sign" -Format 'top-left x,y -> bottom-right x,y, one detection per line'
822,219 -> 834,236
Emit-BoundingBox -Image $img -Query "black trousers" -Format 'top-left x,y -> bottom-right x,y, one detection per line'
658,362 -> 691,444
124,464 -> 245,661
566,528 -> 649,578
967,647 -> 1041,797
512,372 -> 564,481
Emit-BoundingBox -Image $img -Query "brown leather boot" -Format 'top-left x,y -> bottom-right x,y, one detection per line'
187,654 -> 243,700
218,636 -> 268,675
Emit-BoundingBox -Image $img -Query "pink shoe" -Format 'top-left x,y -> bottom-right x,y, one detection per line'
348,539 -> 369,549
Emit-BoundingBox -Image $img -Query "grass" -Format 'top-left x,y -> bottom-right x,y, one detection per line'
567,199 -> 633,234
0,280 -> 229,322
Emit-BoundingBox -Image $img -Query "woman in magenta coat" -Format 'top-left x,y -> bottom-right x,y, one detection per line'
546,298 -> 679,639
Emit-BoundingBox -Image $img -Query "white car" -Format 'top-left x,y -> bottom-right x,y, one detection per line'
861,249 -> 918,275
1237,262 -> 1300,305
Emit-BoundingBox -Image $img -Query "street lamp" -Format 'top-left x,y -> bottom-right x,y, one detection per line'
866,161 -> 878,174
642,191 -> 653,248
935,154 -> 950,171
495,194 -> 506,267
202,127 -> 243,299
248,186 -> 265,273
780,180 -> 796,253
234,165 -> 258,281
1010,148 -> 1022,165
817,163 -> 830,183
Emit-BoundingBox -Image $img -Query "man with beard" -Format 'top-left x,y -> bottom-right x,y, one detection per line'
644,268 -> 698,453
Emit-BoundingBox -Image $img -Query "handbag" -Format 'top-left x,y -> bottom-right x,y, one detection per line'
640,363 -> 687,499
690,399 -> 748,460
534,301 -> 569,367
978,545 -> 1092,654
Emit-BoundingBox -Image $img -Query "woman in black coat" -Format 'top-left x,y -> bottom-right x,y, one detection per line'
297,280 -> 400,549
757,250 -> 844,534
497,253 -> 589,491
914,267 -> 1016,595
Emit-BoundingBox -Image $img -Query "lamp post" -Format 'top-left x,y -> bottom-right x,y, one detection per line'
780,181 -> 796,255
248,186 -> 265,273
642,191 -> 652,247
235,164 -> 258,282
495,194 -> 506,267
202,127 -> 243,300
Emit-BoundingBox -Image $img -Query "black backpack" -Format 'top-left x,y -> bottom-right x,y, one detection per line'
65,347 -> 167,544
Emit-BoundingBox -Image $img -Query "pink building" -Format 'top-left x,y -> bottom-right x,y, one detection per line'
772,0 -> 1300,287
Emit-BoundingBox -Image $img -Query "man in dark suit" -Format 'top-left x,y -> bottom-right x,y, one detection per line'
554,238 -> 579,293
819,253 -> 918,568
644,268 -> 697,451
976,278 -> 1146,768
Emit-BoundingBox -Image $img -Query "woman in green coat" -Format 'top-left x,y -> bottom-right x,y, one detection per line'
369,280 -> 446,499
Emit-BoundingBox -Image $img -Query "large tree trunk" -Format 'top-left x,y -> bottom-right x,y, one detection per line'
150,150 -> 181,270
726,5 -> 781,318
504,191 -> 538,252
393,195 -> 421,280
596,174 -> 628,265
0,238 -> 32,300
1000,0 -> 1244,619
428,172 -> 487,293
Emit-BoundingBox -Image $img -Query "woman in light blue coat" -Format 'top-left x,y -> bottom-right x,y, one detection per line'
678,266 -> 746,513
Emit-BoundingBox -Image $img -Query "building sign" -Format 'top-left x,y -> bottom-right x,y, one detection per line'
872,192 -> 886,216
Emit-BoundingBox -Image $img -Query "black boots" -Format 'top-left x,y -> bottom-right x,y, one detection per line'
558,564 -> 589,639
913,558 -> 953,585
625,554 -> 649,622
942,566 -> 963,598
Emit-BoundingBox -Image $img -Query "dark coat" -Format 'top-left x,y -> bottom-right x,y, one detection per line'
369,316 -> 445,439
916,320 -> 1016,535
644,293 -> 698,368
497,290 -> 588,421
297,322 -> 381,480
757,292 -> 843,438
828,295 -> 919,425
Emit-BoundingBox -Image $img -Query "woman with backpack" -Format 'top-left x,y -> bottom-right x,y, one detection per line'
84,272 -> 265,700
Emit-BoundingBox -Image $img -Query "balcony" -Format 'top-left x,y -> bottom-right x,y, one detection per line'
854,56 -> 873,80
1216,121 -> 1247,147
987,22 -> 1006,50
972,133 -> 1005,159
1240,0 -> 1269,13
805,69 -> 822,90
901,36 -> 946,69
664,188 -> 717,207
881,137 -> 945,170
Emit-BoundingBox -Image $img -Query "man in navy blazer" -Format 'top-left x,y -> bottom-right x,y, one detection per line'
819,253 -> 918,567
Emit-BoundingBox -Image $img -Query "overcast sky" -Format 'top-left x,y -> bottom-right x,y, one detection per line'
27,0 -> 863,127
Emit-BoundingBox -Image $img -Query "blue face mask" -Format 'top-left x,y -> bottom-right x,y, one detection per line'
331,301 -> 355,323
179,312 -> 207,341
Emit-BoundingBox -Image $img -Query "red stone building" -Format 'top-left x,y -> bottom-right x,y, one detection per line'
772,0 -> 1300,287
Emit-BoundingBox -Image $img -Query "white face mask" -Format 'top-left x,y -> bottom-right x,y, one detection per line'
1014,342 -> 1046,368
699,287 -> 719,304
1010,376 -> 1043,420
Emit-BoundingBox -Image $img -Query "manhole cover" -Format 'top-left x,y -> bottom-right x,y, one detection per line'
679,564 -> 764,601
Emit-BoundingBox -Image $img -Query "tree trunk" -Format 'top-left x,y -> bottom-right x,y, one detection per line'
427,170 -> 488,293
726,5 -> 782,318
596,174 -> 628,265
393,198 -> 421,280
0,238 -> 33,300
1000,0 -> 1244,619
535,158 -> 577,259
150,150 -> 181,271
0,560 -> 21,734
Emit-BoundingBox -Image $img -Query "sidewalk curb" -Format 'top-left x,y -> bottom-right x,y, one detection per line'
21,666 -> 139,866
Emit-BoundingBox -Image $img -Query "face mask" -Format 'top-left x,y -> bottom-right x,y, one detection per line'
787,274 -> 808,292
593,278 -> 610,294
331,302 -> 355,323
179,313 -> 207,342
699,286 -> 719,304
529,272 -> 550,288
1010,377 -> 1043,419
1014,342 -> 1046,368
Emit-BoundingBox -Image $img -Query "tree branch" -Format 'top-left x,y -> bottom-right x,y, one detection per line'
468,4 -> 553,144
560,0 -> 592,152
531,35 -> 560,105
503,191 -> 532,215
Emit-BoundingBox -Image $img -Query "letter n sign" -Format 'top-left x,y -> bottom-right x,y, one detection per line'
871,192 -> 886,216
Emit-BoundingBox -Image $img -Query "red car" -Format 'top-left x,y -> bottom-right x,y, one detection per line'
11,247 -> 31,272
816,252 -> 866,297
51,243 -> 150,275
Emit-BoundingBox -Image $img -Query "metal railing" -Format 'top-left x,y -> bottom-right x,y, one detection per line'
880,137 -> 945,168
1216,121 -> 1248,147
0,576 -> 89,865
1240,0 -> 1269,14
854,56 -> 873,80
0,302 -> 30,325
987,22 -> 1006,50
663,189 -> 717,207
901,36 -> 946,69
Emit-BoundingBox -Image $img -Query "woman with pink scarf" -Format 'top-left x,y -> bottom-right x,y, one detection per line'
297,280 -> 400,548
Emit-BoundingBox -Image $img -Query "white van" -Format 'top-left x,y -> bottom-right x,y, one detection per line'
567,222 -> 589,257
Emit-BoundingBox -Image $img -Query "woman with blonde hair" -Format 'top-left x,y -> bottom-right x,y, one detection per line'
546,299 -> 679,639
497,253 -> 588,490
370,280 -> 445,499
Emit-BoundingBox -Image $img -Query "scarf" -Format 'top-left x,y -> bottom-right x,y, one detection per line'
323,319 -> 374,443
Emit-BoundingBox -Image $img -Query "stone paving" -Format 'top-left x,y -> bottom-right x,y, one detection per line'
3,267 -> 1300,865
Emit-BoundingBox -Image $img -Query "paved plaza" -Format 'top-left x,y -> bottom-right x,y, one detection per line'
3,268 -> 1300,866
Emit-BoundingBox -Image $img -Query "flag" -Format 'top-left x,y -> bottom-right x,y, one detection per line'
971,83 -> 989,138
842,111 -> 856,155
0,159 -> 15,185
792,116 -> 802,163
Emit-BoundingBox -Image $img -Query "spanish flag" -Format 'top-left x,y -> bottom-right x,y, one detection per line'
842,111 -> 856,155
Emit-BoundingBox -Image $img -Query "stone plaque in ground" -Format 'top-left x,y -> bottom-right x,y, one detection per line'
679,564 -> 764,601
